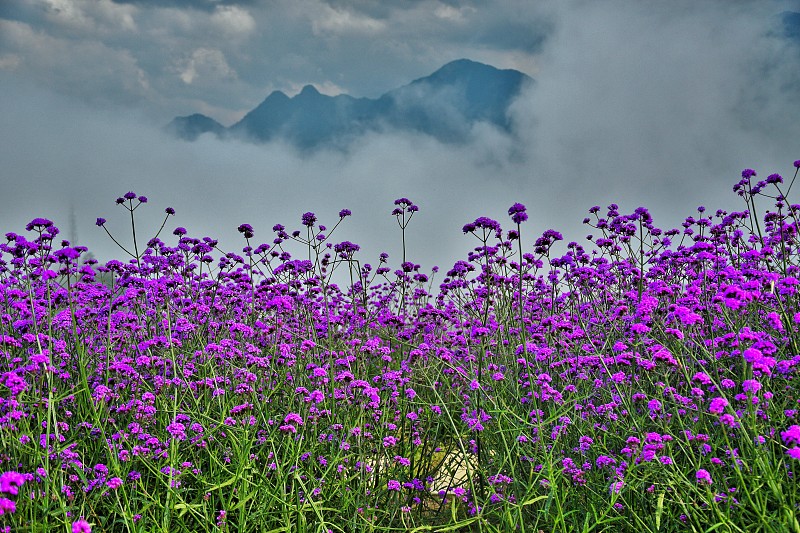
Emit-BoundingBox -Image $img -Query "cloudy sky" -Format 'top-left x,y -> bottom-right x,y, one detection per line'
1,0 -> 799,272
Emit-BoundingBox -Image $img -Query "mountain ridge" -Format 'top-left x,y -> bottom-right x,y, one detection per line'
167,59 -> 533,149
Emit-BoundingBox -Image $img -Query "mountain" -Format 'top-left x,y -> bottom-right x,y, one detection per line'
168,59 -> 532,150
376,58 -> 529,142
166,113 -> 225,141
230,84 -> 378,148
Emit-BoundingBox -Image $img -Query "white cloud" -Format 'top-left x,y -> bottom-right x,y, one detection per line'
210,5 -> 256,38
0,19 -> 149,102
41,0 -> 92,31
179,48 -> 237,85
311,4 -> 386,35
40,0 -> 137,34
434,4 -> 475,23
0,54 -> 21,70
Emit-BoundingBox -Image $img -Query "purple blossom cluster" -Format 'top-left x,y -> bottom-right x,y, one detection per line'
1,162 -> 800,530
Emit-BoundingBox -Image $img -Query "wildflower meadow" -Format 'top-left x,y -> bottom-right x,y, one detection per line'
2,161 -> 800,532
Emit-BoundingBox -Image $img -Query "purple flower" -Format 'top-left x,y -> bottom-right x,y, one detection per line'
387,479 -> 401,491
338,209 -> 351,218
138,196 -> 148,203
696,469 -> 712,485
787,448 -> 800,460
26,218 -> 54,232
237,224 -> 254,239
743,347 -> 763,363
708,397 -> 728,415
508,203 -> 528,224
334,241 -> 360,258
123,192 -> 137,200
463,217 -> 501,234
284,413 -> 304,426
742,380 -> 761,394
165,207 -> 175,215
0,497 -> 16,516
106,477 -> 123,490
166,422 -> 186,441
301,212 -> 317,227
673,305 -> 702,326
72,517 -> 92,533
0,472 -> 25,495
781,425 -> 800,445
392,198 -> 418,216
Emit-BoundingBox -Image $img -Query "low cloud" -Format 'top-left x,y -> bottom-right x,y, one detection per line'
0,76 -> 529,270
512,1 -> 800,228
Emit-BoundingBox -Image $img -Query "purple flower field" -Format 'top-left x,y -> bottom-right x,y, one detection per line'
2,162 -> 800,532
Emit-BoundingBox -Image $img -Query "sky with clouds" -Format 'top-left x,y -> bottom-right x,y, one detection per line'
1,0 -> 800,272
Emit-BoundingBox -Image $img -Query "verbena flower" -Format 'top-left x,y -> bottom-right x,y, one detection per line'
696,469 -> 712,485
301,212 -> 317,227
237,223 -> 254,239
0,497 -> 16,516
709,397 -> 728,415
0,472 -> 25,495
781,425 -> 800,445
508,203 -> 528,224
72,518 -> 91,533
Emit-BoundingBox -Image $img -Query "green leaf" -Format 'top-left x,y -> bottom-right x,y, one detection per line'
206,476 -> 238,492
656,491 -> 665,530
173,502 -> 202,518
520,495 -> 547,507
433,517 -> 480,531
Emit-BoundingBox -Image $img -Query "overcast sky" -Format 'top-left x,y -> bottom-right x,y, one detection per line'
1,0 -> 800,272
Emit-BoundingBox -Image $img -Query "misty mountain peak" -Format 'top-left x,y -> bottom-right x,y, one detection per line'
169,59 -> 533,149
298,84 -> 321,97
264,89 -> 290,102
424,58 -> 505,81
165,113 -> 224,141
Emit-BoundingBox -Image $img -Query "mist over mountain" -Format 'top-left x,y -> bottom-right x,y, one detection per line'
167,59 -> 532,149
